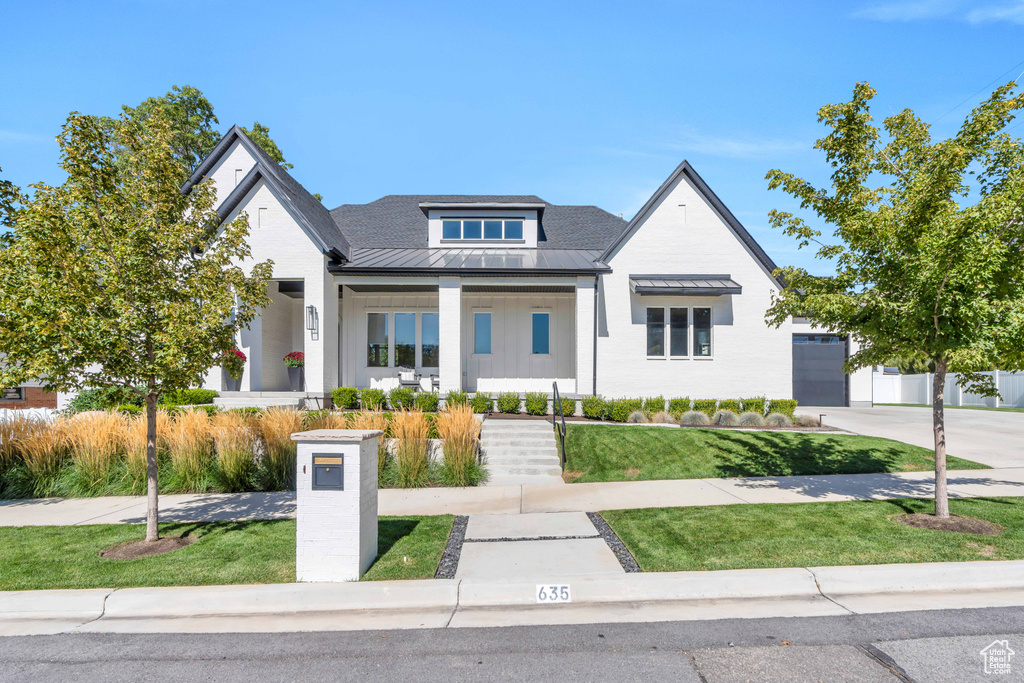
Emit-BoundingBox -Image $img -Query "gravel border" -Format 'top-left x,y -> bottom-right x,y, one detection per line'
434,515 -> 468,579
587,511 -> 642,573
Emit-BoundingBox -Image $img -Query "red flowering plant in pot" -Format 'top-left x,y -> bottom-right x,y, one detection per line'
284,351 -> 305,391
222,349 -> 246,391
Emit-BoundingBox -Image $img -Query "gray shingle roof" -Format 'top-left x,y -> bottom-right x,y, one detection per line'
329,195 -> 627,251
332,247 -> 609,274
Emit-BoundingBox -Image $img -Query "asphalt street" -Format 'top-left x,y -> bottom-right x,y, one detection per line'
1,606 -> 1021,682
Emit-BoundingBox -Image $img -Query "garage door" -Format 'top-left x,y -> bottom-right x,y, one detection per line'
792,334 -> 847,407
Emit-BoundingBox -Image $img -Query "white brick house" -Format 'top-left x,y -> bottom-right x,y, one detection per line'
190,127 -> 872,407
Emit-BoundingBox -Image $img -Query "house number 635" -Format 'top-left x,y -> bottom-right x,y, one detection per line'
536,585 -> 571,603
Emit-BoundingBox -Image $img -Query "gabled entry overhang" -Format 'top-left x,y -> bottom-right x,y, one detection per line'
629,274 -> 742,296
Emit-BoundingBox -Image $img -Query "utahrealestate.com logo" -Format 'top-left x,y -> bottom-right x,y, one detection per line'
980,640 -> 1014,675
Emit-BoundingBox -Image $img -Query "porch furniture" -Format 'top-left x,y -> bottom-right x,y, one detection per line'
397,367 -> 421,389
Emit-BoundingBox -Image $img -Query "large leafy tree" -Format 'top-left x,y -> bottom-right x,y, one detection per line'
0,109 -> 272,541
765,82 -> 1024,519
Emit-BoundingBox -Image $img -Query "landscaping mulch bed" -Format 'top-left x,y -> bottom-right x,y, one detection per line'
895,513 -> 1004,535
99,535 -> 195,559
435,515 -> 468,579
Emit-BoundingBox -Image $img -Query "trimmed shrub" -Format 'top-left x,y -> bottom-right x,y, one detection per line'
795,414 -> 821,428
557,397 -> 577,417
497,391 -> 521,414
360,388 -> 387,410
67,386 -> 143,413
768,399 -> 798,418
712,409 -> 741,426
668,398 -> 691,419
580,395 -> 605,420
642,396 -> 665,415
164,389 -> 218,406
766,412 -> 793,428
651,411 -> 677,424
679,410 -> 711,426
739,411 -> 766,427
627,410 -> 649,423
331,387 -> 359,409
415,392 -> 440,412
445,390 -> 468,408
525,392 -> 548,416
718,399 -> 742,414
388,387 -> 415,411
741,397 -> 766,416
470,392 -> 493,414
115,404 -> 143,415
608,398 -> 643,422
692,399 -> 717,418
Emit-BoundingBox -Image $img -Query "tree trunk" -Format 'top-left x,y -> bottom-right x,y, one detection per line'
932,359 -> 950,518
145,388 -> 160,542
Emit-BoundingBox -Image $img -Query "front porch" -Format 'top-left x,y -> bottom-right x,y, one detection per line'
210,273 -> 596,407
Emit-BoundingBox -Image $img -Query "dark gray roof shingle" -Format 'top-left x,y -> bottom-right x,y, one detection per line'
329,195 -> 626,251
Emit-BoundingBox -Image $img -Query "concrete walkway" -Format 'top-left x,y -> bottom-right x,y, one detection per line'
812,404 -> 1024,468
3,467 -> 1024,525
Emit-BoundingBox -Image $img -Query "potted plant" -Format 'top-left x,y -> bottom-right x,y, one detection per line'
222,349 -> 246,391
284,351 -> 305,391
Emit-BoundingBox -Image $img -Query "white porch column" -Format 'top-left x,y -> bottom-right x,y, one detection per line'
438,276 -> 462,393
303,260 -> 339,398
238,310 -> 263,391
575,275 -> 596,395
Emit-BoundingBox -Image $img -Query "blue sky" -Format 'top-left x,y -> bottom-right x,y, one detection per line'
2,0 -> 1023,274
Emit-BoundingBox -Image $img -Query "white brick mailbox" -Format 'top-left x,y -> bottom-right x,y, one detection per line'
291,429 -> 381,582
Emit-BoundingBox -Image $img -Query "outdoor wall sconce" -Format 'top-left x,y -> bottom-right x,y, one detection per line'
306,304 -> 319,341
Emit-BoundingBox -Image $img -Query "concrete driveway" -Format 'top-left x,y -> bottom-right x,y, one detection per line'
809,405 -> 1024,469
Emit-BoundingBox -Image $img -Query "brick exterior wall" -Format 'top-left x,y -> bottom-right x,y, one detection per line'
0,386 -> 58,410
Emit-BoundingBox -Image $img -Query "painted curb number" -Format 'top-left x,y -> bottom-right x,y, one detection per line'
536,584 -> 571,604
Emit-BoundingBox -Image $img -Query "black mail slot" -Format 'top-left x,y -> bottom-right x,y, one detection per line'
312,454 -> 344,490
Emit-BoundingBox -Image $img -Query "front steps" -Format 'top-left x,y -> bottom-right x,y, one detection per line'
213,392 -> 309,410
481,419 -> 564,487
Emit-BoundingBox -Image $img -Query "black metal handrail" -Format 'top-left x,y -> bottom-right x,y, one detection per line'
552,382 -> 567,471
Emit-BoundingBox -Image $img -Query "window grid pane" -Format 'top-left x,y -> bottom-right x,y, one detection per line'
463,220 -> 482,239
367,312 -> 388,367
669,307 -> 688,356
474,313 -> 491,354
395,313 -> 415,368
504,220 -> 523,239
532,312 -> 550,354
421,313 -> 439,367
442,220 -> 461,239
694,307 -> 712,357
646,307 -> 665,357
484,220 -> 503,239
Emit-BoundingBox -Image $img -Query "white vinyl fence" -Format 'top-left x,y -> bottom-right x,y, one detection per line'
872,371 -> 1024,408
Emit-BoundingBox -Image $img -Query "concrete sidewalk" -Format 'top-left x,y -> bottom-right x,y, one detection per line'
2,467 -> 1023,525
3,559 -> 1023,636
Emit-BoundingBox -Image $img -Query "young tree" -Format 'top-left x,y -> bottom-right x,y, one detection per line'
765,82 -> 1024,518
0,110 -> 272,541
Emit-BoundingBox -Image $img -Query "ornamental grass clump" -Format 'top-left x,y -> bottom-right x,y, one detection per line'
739,411 -> 767,427
651,411 -> 677,424
349,409 -> 390,478
66,410 -> 126,487
210,411 -> 259,492
392,409 -> 429,487
795,414 -> 821,428
302,409 -> 348,431
627,410 -> 649,423
766,412 -> 793,428
436,404 -> 481,487
166,409 -> 214,492
679,410 -> 711,426
0,416 -> 38,474
258,407 -> 302,490
713,409 -> 741,427
124,410 -> 171,492
16,418 -> 70,496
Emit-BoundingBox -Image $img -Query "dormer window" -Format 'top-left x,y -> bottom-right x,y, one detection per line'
441,218 -> 525,242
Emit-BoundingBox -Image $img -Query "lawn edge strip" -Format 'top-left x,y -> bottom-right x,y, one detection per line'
587,511 -> 642,573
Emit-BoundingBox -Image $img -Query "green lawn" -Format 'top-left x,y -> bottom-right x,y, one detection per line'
0,515 -> 453,591
877,403 -> 1024,413
602,497 -> 1024,572
561,425 -> 987,483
